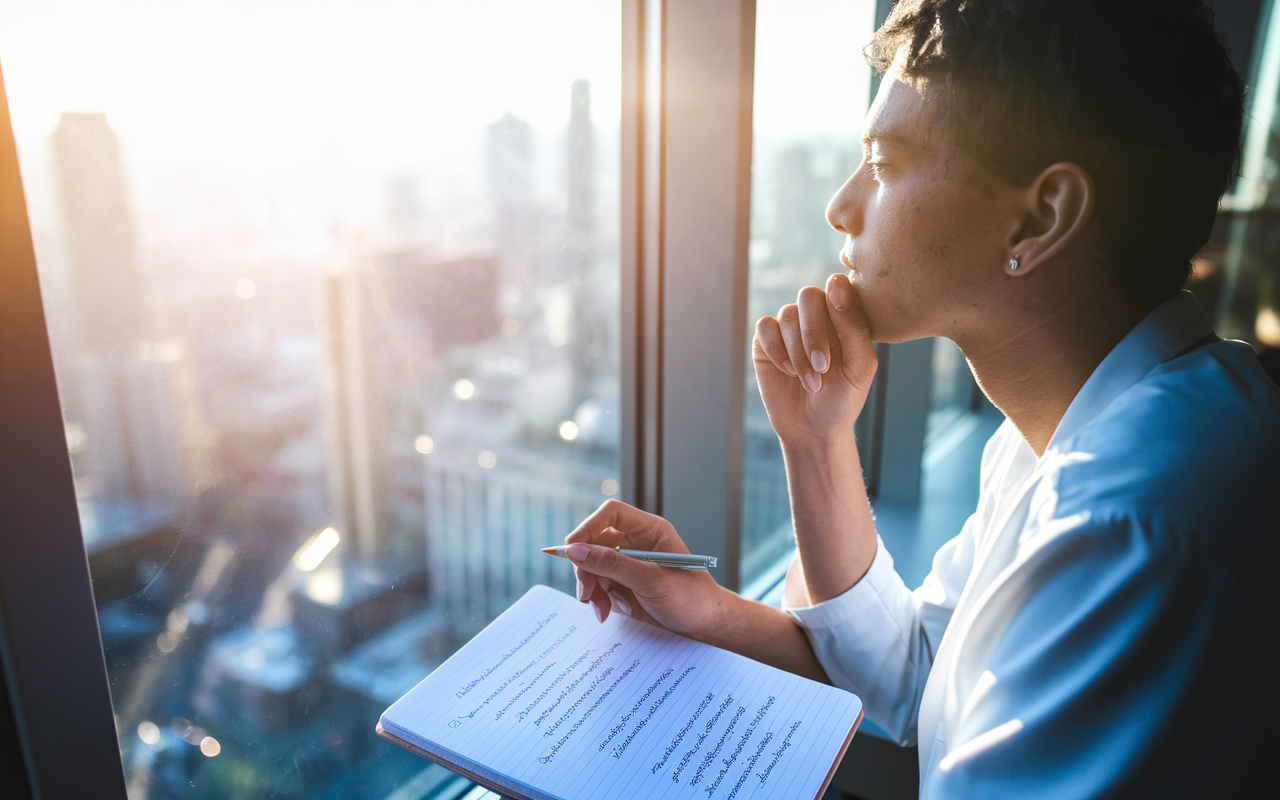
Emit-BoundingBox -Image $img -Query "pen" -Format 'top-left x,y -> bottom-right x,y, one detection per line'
540,546 -> 717,571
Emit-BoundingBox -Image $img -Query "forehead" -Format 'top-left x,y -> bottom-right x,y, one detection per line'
861,68 -> 948,152
861,67 -> 994,185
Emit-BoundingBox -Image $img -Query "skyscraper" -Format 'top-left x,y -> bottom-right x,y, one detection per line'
50,112 -> 147,352
771,144 -> 828,269
48,113 -> 184,532
565,81 -> 610,409
567,79 -> 595,250
485,112 -> 536,289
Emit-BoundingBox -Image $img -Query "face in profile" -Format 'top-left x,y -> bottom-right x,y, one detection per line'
825,65 -> 1022,345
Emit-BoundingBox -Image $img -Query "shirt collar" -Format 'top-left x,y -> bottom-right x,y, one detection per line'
1045,290 -> 1216,452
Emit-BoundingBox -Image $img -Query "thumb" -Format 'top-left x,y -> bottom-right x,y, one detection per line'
564,542 -> 663,595
824,273 -> 877,389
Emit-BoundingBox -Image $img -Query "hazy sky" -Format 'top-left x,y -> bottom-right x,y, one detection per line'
0,0 -> 623,176
754,0 -> 875,138
0,0 -> 873,263
0,0 -> 873,165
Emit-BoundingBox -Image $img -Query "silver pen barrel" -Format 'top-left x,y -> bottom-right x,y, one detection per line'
617,549 -> 716,569
542,545 -> 716,570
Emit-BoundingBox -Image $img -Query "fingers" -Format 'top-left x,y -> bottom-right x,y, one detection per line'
753,316 -> 796,377
564,501 -> 692,624
587,578 -> 612,622
778,303 -> 822,393
797,286 -> 833,380
763,287 -> 836,394
824,273 -> 877,389
565,500 -> 685,554
576,566 -> 597,602
564,541 -> 666,599
574,525 -> 624,605
607,586 -> 635,617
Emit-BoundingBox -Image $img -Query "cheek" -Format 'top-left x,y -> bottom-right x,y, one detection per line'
892,183 -> 1001,279
859,187 -> 949,288
854,182 -> 1000,337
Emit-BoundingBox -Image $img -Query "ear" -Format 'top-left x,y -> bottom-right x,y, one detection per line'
1004,162 -> 1095,275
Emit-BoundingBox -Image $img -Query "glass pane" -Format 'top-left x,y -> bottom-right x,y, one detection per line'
1196,0 -> 1280,387
1,1 -> 620,796
741,2 -> 1001,598
741,0 -> 876,589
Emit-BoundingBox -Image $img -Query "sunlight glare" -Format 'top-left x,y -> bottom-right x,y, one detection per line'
293,527 -> 340,572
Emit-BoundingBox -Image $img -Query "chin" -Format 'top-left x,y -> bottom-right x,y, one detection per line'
860,299 -> 924,345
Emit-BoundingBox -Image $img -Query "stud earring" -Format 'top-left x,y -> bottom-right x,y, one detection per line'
1009,255 -> 1020,272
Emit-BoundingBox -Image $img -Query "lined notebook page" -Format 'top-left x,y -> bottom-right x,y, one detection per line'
380,585 -> 862,800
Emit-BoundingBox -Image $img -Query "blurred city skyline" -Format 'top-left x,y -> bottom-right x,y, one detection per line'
17,57 -> 624,793
0,2 -> 887,796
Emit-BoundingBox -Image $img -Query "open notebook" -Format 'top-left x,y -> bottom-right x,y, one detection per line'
378,585 -> 863,800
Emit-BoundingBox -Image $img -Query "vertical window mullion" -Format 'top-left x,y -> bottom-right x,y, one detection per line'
0,63 -> 128,799
656,0 -> 755,591
620,0 -> 647,509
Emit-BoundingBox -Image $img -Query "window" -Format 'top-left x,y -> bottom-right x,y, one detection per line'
0,1 -> 620,796
1197,0 -> 1280,385
740,0 -> 999,601
741,0 -> 877,590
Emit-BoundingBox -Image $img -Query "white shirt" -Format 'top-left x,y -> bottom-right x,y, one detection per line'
785,292 -> 1280,797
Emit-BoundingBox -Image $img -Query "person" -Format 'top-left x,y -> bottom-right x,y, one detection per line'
562,0 -> 1280,796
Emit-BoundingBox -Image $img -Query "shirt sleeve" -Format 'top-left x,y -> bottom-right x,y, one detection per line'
780,420 -> 1011,745
922,514 -> 1278,799
783,517 -> 978,746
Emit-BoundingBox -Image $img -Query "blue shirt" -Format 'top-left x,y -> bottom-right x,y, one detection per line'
785,291 -> 1280,797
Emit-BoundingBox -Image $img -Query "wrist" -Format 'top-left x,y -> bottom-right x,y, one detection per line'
776,426 -> 858,459
693,584 -> 750,643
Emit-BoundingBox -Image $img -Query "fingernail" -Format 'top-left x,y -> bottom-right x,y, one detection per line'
782,360 -> 797,377
804,372 -> 822,392
577,577 -> 587,602
829,283 -> 850,311
611,594 -> 631,616
811,350 -> 828,373
565,543 -> 589,562
593,604 -> 605,623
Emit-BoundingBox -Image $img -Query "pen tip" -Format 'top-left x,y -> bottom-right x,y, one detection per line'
540,547 -> 558,555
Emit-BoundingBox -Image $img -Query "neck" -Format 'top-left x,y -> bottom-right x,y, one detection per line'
956,291 -> 1150,458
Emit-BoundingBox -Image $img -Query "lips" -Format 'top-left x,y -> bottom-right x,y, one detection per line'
840,238 -> 856,271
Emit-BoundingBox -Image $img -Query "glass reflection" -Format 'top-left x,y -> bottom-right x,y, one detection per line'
1200,0 -> 1280,385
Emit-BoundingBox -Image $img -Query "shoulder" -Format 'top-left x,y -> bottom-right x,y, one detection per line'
1049,340 -> 1280,522
1040,341 -> 1280,618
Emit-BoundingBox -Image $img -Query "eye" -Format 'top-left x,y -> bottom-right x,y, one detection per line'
866,160 -> 886,180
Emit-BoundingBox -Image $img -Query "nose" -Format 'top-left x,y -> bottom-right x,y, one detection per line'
825,166 -> 864,237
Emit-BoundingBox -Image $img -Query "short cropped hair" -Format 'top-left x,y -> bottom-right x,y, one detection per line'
867,0 -> 1244,307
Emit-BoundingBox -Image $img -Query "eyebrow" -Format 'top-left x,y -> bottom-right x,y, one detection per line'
861,130 -> 909,149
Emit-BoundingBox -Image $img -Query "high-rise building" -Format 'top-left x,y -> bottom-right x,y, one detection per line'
567,80 -> 595,249
316,255 -> 393,565
771,144 -> 829,269
485,112 -> 536,289
565,81 -> 611,410
316,245 -> 506,567
50,112 -> 147,352
47,113 -> 184,553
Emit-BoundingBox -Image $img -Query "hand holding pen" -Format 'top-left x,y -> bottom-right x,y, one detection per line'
557,499 -> 732,635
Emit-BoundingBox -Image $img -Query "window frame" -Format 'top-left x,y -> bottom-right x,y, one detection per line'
621,0 -> 756,592
0,62 -> 130,799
